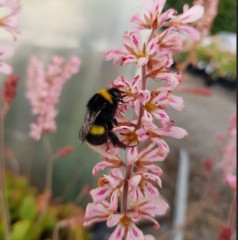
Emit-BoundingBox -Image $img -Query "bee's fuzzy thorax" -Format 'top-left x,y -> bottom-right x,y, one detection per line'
97,89 -> 113,104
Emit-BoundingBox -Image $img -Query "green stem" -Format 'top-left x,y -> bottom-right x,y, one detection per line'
44,136 -> 54,197
0,109 -> 11,240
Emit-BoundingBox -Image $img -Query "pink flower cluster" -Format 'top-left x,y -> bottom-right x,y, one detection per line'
84,0 -> 204,239
26,56 -> 81,140
0,0 -> 20,75
219,112 -> 237,191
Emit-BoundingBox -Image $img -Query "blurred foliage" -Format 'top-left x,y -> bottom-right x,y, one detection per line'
165,0 -> 236,34
195,42 -> 236,79
174,37 -> 236,80
211,0 -> 236,34
0,171 -> 91,240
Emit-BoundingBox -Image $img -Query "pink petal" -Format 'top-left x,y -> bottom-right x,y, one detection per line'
144,164 -> 163,176
139,90 -> 151,104
0,62 -> 13,75
0,44 -> 15,59
107,214 -> 122,227
169,95 -> 184,111
92,161 -> 114,176
128,223 -> 144,240
146,38 -> 157,55
129,175 -> 142,188
127,146 -> 138,164
152,109 -> 170,124
168,126 -> 188,139
179,25 -> 201,41
180,5 -> 204,23
109,224 -> 125,240
90,186 -> 112,203
140,197 -> 169,216
143,182 -> 159,197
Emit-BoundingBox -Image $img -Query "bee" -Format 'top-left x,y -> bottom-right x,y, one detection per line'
79,87 -> 126,148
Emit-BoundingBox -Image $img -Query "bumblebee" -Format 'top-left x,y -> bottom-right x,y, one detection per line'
79,87 -> 126,148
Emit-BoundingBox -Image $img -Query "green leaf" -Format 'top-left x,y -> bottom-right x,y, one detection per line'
11,220 -> 31,240
19,195 -> 37,220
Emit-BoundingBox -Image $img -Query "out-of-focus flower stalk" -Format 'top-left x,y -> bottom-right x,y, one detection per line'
26,56 -> 81,141
0,110 -> 11,240
0,76 -> 20,240
0,2 -> 21,239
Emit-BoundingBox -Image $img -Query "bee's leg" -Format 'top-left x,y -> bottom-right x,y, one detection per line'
108,131 -> 126,149
112,118 -> 118,126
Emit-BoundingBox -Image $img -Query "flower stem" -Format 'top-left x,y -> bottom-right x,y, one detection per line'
227,192 -> 236,233
136,65 -> 146,129
122,164 -> 132,214
44,136 -> 54,198
0,108 -> 11,240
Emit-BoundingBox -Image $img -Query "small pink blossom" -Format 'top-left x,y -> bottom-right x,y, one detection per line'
139,90 -> 170,125
92,151 -> 124,176
128,143 -> 167,175
90,169 -> 123,203
84,198 -> 118,226
105,31 -> 157,67
157,28 -> 183,52
0,4 -> 21,40
129,172 -> 162,201
111,75 -> 141,103
131,0 -> 167,30
167,5 -> 204,40
114,125 -> 149,146
107,214 -> 144,240
0,44 -> 15,75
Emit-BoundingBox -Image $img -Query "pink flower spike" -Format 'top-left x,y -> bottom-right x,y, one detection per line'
26,56 -> 81,140
0,44 -> 15,75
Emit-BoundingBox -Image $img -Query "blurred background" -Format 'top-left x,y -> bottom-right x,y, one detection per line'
1,0 -> 236,239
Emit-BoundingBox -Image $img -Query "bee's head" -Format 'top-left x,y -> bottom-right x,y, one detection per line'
108,88 -> 122,102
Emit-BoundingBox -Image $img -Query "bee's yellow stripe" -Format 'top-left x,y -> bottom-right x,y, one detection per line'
90,125 -> 105,135
98,89 -> 113,104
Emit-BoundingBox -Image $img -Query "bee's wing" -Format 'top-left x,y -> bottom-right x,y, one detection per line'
79,104 -> 106,143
